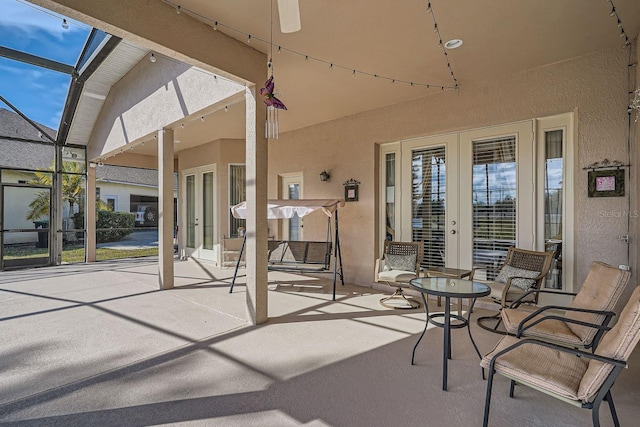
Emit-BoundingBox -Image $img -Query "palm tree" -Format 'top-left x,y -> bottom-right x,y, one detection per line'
26,161 -> 108,221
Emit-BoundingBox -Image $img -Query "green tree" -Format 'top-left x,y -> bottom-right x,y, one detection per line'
26,161 -> 108,221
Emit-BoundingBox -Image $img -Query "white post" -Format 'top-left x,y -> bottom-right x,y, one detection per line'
158,128 -> 175,289
245,85 -> 268,324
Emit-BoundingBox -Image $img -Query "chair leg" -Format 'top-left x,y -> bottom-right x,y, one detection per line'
604,391 -> 620,427
509,380 -> 516,398
483,369 -> 496,427
380,285 -> 421,310
477,310 -> 508,335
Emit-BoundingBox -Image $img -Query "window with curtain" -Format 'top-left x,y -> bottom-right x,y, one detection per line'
472,136 -> 516,280
411,146 -> 446,268
229,164 -> 246,238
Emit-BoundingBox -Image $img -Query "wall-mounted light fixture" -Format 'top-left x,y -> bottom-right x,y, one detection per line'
319,170 -> 331,182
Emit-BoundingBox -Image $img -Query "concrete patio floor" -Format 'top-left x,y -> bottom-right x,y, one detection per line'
0,257 -> 638,426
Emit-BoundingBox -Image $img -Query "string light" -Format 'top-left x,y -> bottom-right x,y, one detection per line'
61,19 -> 69,29
427,1 -> 460,89
149,53 -> 156,63
224,106 -> 228,112
606,0 -> 631,48
213,21 -> 218,30
160,0 -> 455,91
176,5 -> 181,14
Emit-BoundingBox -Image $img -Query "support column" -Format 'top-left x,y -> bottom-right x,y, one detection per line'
53,144 -> 63,265
158,128 -> 175,290
245,86 -> 268,325
86,164 -> 97,262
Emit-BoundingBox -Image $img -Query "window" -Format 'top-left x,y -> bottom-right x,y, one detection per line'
106,196 -> 116,211
229,164 -> 246,238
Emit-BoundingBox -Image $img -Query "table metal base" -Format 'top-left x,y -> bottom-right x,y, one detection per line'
411,294 -> 483,391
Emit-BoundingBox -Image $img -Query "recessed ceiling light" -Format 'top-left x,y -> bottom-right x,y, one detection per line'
444,39 -> 463,49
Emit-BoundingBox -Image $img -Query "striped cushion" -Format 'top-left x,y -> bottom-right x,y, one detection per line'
565,262 -> 630,345
481,336 -> 588,400
578,286 -> 640,402
502,308 -> 583,345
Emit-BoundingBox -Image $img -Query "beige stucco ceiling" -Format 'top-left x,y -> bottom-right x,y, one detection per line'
172,0 -> 640,134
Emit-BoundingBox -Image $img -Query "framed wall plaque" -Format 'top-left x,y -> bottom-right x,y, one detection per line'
588,169 -> 625,197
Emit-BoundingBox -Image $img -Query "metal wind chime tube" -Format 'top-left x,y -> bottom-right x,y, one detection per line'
266,106 -> 280,139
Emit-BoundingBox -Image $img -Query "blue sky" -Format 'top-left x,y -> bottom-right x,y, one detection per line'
0,0 -> 90,131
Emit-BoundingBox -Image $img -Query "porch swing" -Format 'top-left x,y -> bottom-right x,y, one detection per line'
229,199 -> 345,300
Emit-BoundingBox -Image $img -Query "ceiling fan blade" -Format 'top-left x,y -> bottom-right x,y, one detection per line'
277,0 -> 301,33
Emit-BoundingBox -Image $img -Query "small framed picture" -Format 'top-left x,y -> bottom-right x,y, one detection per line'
345,184 -> 359,202
588,169 -> 625,197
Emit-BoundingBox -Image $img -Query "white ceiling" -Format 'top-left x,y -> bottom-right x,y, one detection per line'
71,0 -> 640,158
174,0 -> 640,133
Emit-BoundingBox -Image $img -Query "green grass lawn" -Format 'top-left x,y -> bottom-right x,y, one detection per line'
3,246 -> 158,263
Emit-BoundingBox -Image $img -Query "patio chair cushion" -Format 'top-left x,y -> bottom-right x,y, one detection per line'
481,335 -> 588,401
578,286 -> 640,402
495,265 -> 540,291
384,254 -> 416,272
377,269 -> 417,283
502,308 -> 584,345
565,261 -> 630,345
477,280 -> 537,304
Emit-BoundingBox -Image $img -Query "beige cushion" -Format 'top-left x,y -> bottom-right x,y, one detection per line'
477,280 -> 537,304
565,262 -> 630,345
578,286 -> 640,402
502,308 -> 583,345
377,270 -> 416,283
481,335 -> 588,401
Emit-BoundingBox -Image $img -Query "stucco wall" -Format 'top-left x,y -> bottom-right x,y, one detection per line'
178,138 -> 245,249
88,54 -> 246,160
269,47 -> 636,289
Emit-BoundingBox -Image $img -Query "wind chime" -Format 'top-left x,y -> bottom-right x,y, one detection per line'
260,0 -> 288,139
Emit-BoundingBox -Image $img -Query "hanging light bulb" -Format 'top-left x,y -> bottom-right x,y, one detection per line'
427,2 -> 432,13
61,19 -> 69,29
200,116 -> 205,122
609,7 -> 616,17
224,106 -> 228,112
247,35 -> 252,43
213,21 -> 218,30
149,53 -> 156,63
176,5 -> 181,14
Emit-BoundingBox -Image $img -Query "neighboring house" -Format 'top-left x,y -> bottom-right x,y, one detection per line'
0,109 -> 175,245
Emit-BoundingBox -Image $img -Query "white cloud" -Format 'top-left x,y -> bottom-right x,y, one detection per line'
0,0 -> 85,39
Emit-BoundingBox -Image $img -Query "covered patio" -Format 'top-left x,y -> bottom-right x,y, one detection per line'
1,260 -> 638,426
1,1 -> 640,425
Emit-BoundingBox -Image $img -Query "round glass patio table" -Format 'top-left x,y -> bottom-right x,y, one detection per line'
409,277 -> 491,391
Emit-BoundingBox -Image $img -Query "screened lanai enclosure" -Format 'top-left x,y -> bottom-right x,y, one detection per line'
0,4 -> 163,270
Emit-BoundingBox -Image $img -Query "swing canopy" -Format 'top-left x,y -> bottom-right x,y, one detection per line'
230,199 -> 344,220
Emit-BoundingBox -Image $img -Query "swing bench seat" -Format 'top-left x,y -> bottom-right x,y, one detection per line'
267,240 -> 332,272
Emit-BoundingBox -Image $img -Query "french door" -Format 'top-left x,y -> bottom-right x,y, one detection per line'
389,122 -> 535,277
182,165 -> 216,262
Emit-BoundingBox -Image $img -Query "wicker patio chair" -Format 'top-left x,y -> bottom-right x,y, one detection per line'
471,246 -> 554,333
502,261 -> 631,351
481,285 -> 640,427
374,241 -> 423,309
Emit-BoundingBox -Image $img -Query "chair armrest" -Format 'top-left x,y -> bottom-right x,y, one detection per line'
488,338 -> 627,374
509,289 -> 578,308
516,306 -> 615,337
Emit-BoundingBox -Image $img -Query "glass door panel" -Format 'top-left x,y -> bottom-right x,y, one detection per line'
185,174 -> 196,250
459,122 -> 535,275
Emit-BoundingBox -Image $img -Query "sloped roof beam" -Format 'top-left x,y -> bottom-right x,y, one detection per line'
0,94 -> 56,143
0,46 -> 74,75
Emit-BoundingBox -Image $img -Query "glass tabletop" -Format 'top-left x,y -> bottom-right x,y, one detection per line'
409,277 -> 491,298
